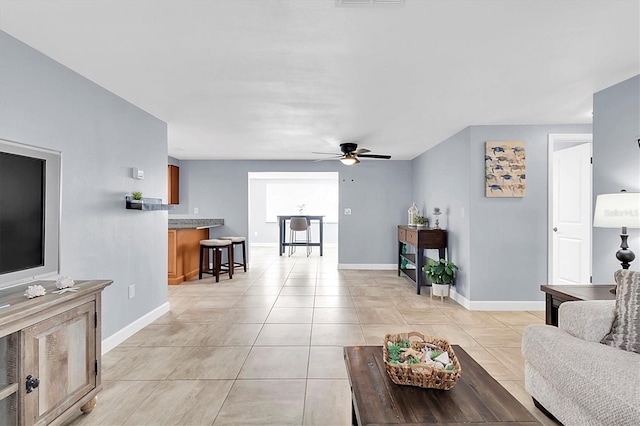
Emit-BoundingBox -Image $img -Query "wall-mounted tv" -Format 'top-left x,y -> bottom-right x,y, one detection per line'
0,139 -> 61,289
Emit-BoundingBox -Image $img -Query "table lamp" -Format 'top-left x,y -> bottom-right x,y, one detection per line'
593,190 -> 640,270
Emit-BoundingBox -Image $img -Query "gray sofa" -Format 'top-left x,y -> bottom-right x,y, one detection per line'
522,300 -> 640,425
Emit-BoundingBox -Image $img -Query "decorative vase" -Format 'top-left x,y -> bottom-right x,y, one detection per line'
408,203 -> 418,226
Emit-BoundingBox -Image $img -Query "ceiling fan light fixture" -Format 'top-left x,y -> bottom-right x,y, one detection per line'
340,154 -> 359,165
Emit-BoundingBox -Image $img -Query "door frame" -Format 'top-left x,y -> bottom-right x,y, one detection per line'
547,133 -> 593,284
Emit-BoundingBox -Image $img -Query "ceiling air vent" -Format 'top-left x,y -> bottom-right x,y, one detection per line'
335,0 -> 405,7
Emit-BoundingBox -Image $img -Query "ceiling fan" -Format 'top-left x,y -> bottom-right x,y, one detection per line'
313,142 -> 392,165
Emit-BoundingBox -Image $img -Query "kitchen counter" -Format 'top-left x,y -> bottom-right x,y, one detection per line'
168,218 -> 224,229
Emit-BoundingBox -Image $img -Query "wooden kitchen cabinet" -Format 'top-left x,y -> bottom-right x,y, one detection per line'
0,280 -> 111,426
168,228 -> 209,285
167,165 -> 179,205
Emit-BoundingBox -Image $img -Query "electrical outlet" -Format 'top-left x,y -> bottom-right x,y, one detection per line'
344,208 -> 352,215
128,284 -> 135,299
194,207 -> 199,214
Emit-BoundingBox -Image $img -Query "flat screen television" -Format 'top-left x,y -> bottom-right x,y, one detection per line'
0,139 -> 61,289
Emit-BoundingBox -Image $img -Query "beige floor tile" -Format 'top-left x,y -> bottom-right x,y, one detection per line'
314,295 -> 354,308
190,296 -> 241,308
214,379 -> 305,425
123,380 -> 233,426
138,323 -> 212,346
443,310 -> 504,326
279,286 -> 316,296
283,278 -> 316,287
529,310 -> 546,320
361,324 -> 417,345
315,278 -> 348,287
274,295 -> 315,308
314,286 -> 350,295
486,346 -> 525,380
254,323 -> 312,346
166,296 -> 200,314
218,307 -> 271,323
398,308 -> 450,324
463,326 -> 524,347
174,307 -> 229,323
266,307 -> 314,323
499,380 -> 559,426
303,379 -> 351,425
356,307 -> 408,324
238,346 -> 309,379
167,346 -> 252,379
242,286 -> 283,296
103,346 -> 192,381
311,324 -> 366,346
487,311 -> 546,326
313,307 -> 359,324
65,380 -> 162,425
232,295 -> 278,308
427,324 -> 481,348
461,346 -> 521,381
200,323 -> 263,346
307,346 -> 348,379
351,296 -> 392,308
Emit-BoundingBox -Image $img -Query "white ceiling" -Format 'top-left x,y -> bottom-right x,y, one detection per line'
0,0 -> 638,160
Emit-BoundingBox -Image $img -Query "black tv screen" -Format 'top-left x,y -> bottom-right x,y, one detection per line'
0,152 -> 46,274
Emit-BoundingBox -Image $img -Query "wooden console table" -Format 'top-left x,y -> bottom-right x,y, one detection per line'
397,226 -> 447,294
344,345 -> 537,425
540,284 -> 616,326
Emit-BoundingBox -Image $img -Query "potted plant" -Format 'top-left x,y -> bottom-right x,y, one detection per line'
414,215 -> 429,227
423,258 -> 458,297
131,191 -> 143,202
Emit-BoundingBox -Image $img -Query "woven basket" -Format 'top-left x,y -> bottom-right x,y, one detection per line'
383,331 -> 462,390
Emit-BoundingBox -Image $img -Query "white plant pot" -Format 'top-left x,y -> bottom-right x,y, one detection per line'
431,283 -> 450,297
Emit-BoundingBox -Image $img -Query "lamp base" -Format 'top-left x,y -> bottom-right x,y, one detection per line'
616,232 -> 635,270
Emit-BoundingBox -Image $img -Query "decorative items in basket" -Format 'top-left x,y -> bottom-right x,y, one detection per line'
383,331 -> 462,390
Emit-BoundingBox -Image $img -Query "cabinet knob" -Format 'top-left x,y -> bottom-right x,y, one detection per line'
26,375 -> 40,393
553,227 -> 558,232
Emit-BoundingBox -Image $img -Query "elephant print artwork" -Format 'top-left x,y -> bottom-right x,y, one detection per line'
485,141 -> 526,197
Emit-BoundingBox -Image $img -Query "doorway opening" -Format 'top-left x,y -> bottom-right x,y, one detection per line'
548,134 -> 593,284
247,172 -> 339,263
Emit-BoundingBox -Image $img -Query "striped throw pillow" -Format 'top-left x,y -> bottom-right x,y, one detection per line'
601,269 -> 640,354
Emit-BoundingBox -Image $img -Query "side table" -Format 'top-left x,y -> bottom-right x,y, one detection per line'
540,284 -> 616,326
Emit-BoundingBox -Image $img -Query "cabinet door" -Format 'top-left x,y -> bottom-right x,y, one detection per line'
21,301 -> 96,426
0,332 -> 19,425
168,165 -> 179,204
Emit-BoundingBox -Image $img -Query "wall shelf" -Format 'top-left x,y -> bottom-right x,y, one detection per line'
125,196 -> 172,211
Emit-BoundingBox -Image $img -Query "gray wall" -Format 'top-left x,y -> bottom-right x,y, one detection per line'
173,159 -> 412,265
592,75 -> 640,282
0,31 -> 168,338
412,123 -> 591,302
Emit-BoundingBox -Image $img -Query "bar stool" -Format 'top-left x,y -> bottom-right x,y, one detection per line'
219,236 -> 247,272
199,239 -> 233,282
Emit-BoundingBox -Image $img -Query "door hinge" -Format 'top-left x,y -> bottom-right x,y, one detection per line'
94,312 -> 98,328
590,276 -> 593,283
590,157 -> 593,164
95,360 -> 98,376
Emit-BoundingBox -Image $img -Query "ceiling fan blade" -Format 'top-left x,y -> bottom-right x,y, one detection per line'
312,151 -> 341,155
352,148 -> 370,154
357,154 -> 392,159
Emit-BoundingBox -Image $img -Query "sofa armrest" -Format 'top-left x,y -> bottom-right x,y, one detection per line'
558,300 -> 616,342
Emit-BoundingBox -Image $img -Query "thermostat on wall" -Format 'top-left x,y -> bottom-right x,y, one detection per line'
133,167 -> 144,180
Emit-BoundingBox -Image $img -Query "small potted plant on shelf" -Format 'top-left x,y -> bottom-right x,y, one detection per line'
131,191 -> 143,203
414,215 -> 429,227
423,258 -> 458,298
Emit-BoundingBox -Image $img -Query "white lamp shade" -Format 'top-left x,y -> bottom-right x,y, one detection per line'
593,192 -> 640,228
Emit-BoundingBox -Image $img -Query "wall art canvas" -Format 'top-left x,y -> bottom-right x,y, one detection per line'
485,141 -> 526,197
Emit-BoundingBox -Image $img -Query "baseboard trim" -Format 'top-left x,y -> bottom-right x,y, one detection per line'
102,302 -> 170,355
449,288 -> 544,311
338,263 -> 396,270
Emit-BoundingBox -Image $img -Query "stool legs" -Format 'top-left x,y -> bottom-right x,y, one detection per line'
199,245 -> 233,283
240,241 -> 247,272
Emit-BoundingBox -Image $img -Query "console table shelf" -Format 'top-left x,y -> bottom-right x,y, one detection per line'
397,226 -> 447,295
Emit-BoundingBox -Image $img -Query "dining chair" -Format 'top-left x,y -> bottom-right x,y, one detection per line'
289,216 -> 311,257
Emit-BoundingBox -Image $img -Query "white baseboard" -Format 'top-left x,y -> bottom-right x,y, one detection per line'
102,302 -> 170,355
449,288 -> 544,311
338,263 -> 396,270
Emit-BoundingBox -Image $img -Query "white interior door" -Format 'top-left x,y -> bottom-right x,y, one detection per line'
551,142 -> 592,284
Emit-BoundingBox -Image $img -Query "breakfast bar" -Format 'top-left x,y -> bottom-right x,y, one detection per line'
168,219 -> 223,284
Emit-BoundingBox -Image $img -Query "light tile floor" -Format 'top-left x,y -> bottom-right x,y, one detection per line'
67,246 -> 557,425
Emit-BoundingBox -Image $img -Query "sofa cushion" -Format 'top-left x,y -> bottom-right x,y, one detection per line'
601,269 -> 640,354
523,324 -> 640,424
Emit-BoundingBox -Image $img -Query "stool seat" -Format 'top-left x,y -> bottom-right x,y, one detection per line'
200,239 -> 232,247
219,236 -> 246,243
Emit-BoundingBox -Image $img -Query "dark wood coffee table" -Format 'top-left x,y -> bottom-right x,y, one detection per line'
344,345 -> 538,425
540,284 -> 616,326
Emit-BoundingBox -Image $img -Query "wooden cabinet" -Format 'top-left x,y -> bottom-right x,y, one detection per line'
168,165 -> 179,205
397,226 -> 447,295
168,228 -> 209,285
0,280 -> 111,426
